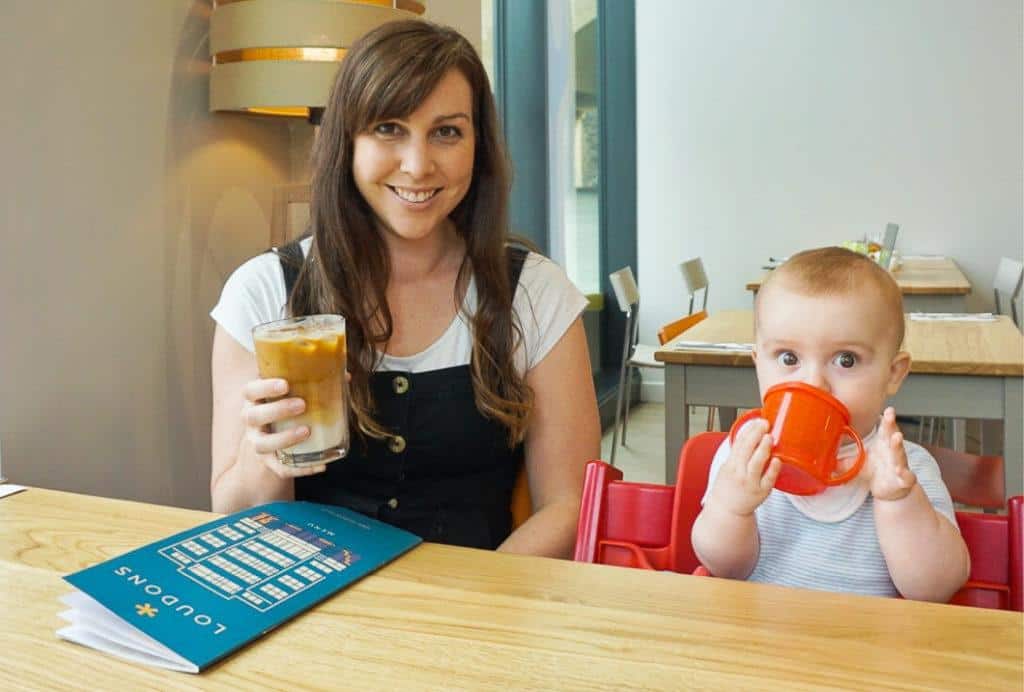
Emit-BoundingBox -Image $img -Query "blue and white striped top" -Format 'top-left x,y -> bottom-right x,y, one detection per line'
702,438 -> 959,597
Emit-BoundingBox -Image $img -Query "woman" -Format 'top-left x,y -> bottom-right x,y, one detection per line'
209,20 -> 599,557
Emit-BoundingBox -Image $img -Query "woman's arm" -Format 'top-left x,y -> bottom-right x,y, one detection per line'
210,325 -> 324,513
498,318 -> 600,558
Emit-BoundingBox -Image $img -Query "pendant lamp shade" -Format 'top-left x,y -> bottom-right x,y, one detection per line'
210,0 -> 426,122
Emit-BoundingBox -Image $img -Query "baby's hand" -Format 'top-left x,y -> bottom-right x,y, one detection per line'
709,418 -> 781,516
867,407 -> 917,502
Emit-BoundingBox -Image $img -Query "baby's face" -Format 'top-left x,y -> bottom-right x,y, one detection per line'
753,282 -> 910,437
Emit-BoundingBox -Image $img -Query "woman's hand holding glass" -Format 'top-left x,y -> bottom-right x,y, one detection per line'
241,377 -> 327,478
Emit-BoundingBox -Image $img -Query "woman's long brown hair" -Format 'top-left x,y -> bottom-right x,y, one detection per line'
288,19 -> 533,445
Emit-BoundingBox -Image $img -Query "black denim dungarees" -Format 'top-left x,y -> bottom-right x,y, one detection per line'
273,242 -> 527,549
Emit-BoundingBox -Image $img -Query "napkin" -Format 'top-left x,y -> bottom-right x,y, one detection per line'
672,341 -> 754,352
908,312 -> 997,322
0,484 -> 27,500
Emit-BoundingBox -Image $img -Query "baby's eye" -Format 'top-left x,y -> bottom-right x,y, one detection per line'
434,125 -> 462,140
833,352 -> 857,368
777,351 -> 798,367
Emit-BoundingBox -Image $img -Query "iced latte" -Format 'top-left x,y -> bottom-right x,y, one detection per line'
253,314 -> 349,466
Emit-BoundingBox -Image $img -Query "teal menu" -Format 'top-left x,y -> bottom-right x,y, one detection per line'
58,502 -> 422,672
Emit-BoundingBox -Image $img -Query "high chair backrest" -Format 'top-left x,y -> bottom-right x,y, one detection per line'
950,496 -> 1023,612
573,461 -> 675,569
573,432 -> 726,573
671,432 -> 726,572
920,443 -> 1005,511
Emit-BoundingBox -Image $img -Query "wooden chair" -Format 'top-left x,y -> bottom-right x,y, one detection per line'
658,311 -> 716,431
658,310 -> 707,346
510,466 -> 531,530
573,432 -> 724,573
270,183 -> 311,247
921,444 -> 1005,512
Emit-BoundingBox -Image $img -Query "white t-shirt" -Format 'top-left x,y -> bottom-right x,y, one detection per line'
701,436 -> 958,597
210,237 -> 588,374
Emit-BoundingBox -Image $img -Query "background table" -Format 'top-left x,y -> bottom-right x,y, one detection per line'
656,311 -> 1024,496
2,487 -> 1021,690
747,257 -> 972,312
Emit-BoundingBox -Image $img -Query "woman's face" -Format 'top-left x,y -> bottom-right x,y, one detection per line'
352,68 -> 476,246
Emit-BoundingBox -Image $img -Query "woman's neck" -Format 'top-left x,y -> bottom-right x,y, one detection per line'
385,220 -> 465,284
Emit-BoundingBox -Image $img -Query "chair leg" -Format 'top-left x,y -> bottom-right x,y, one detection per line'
610,369 -> 628,468
919,416 -> 937,444
622,366 -> 633,447
706,406 -> 716,432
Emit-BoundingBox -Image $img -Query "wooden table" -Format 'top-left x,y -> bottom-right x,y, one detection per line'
1,488 -> 1021,690
747,257 -> 972,312
656,311 -> 1024,496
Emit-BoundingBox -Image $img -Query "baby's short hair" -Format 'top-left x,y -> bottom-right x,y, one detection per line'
758,246 -> 905,349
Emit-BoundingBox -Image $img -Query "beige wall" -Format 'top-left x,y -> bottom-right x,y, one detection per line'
0,0 -> 481,509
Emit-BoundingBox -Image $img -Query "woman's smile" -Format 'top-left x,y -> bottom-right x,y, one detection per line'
387,185 -> 442,206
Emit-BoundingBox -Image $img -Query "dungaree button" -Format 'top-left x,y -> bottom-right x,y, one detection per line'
388,435 -> 407,454
392,375 -> 410,394
387,498 -> 399,510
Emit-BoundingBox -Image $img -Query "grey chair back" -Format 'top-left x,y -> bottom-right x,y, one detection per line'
993,257 -> 1024,329
679,258 -> 709,314
609,266 -> 641,359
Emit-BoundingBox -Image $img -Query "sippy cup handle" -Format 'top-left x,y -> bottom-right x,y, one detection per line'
824,425 -> 866,486
728,409 -> 764,443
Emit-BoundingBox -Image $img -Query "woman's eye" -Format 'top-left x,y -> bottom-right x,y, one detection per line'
434,125 -> 462,139
778,351 -> 798,367
834,352 -> 857,368
373,122 -> 401,136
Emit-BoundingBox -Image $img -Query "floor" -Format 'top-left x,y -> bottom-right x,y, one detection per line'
599,401 -> 698,484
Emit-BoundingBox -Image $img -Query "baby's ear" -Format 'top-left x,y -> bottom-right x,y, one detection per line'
886,350 -> 912,395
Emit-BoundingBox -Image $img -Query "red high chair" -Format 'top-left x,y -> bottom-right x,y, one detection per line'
950,496 -> 1023,611
573,432 -> 724,573
575,434 -> 1022,612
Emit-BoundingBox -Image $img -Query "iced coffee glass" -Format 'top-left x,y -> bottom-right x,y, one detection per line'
252,314 -> 349,466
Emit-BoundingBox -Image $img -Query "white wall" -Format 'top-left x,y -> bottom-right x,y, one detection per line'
0,0 -> 482,508
636,0 -> 1023,400
426,0 -> 482,52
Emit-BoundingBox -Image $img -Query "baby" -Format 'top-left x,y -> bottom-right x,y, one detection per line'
691,246 -> 969,600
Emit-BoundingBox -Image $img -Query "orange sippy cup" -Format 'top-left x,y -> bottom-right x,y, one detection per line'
729,382 -> 865,495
